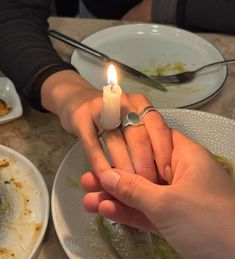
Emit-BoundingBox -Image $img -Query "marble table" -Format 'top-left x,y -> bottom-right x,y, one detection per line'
1,17 -> 235,258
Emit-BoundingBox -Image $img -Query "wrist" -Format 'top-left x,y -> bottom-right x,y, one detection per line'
41,70 -> 94,116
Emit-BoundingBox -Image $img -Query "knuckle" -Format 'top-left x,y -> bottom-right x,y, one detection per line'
155,119 -> 169,132
133,93 -> 145,99
119,175 -> 143,203
129,128 -> 149,145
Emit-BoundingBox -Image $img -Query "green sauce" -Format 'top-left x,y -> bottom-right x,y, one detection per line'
95,216 -> 182,259
214,154 -> 235,179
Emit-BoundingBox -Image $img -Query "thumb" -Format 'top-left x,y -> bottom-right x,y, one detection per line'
99,168 -> 163,213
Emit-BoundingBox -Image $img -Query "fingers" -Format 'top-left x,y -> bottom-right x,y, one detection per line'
98,200 -> 158,233
79,92 -> 172,184
83,191 -> 114,212
121,94 -> 157,182
142,109 -> 172,181
170,129 -> 217,183
122,125 -> 157,181
101,129 -> 134,173
78,117 -> 110,176
99,168 -> 163,213
80,172 -> 102,192
82,188 -> 158,233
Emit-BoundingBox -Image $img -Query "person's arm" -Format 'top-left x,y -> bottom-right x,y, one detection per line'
121,0 -> 152,22
0,0 -> 173,183
152,0 -> 235,34
0,0 -> 76,110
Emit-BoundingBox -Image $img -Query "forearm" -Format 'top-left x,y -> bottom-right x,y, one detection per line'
41,70 -> 94,115
0,0 -> 76,110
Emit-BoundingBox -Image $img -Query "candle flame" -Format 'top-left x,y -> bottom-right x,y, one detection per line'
107,64 -> 118,85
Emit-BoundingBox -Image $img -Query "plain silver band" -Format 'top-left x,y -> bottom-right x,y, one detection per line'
139,106 -> 158,119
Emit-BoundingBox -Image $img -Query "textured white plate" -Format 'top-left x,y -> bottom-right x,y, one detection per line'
71,23 -> 227,109
0,145 -> 49,258
52,109 -> 235,259
0,77 -> 23,125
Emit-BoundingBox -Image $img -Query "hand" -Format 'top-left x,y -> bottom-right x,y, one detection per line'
122,0 -> 152,22
41,70 -> 172,181
82,129 -> 235,258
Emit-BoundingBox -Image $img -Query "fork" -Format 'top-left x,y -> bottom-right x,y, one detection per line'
49,30 -> 166,91
150,59 -> 235,84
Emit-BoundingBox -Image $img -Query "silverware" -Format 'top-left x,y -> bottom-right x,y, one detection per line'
49,30 -> 166,92
150,59 -> 235,84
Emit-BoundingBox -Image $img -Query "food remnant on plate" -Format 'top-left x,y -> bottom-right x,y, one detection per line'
134,59 -> 186,77
93,216 -> 181,259
102,218 -> 154,259
0,247 -> 15,257
155,63 -> 186,76
151,234 -> 182,259
66,175 -> 81,189
0,99 -> 12,116
215,154 -> 235,179
0,159 -> 9,169
0,158 -> 42,259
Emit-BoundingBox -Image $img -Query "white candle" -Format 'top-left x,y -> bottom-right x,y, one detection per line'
101,64 -> 122,129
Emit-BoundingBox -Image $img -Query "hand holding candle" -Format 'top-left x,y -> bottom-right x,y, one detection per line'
101,64 -> 122,129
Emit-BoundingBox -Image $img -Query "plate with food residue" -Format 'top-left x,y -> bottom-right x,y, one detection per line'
0,145 -> 49,258
52,109 -> 235,259
0,77 -> 23,125
71,23 -> 227,109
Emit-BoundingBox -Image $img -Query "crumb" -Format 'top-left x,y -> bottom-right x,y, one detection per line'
0,159 -> 9,169
0,99 -> 12,116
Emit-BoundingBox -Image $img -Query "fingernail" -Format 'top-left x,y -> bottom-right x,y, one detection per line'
100,169 -> 120,192
165,165 -> 173,184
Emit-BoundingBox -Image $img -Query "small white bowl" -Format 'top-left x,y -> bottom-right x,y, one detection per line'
0,77 -> 23,125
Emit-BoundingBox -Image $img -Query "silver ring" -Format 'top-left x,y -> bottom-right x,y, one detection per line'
139,105 -> 157,120
121,112 -> 143,129
121,106 -> 157,130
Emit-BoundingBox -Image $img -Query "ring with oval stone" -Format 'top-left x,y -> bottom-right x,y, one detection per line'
121,105 -> 157,129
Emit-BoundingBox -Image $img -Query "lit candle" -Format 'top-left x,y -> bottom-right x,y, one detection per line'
101,64 -> 122,129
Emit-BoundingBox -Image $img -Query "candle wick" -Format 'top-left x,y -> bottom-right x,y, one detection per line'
110,82 -> 115,90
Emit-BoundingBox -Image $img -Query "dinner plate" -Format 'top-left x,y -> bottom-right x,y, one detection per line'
71,23 -> 227,109
52,109 -> 235,259
0,145 -> 49,258
0,77 -> 23,125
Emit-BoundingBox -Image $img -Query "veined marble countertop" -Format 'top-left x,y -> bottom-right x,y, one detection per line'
1,17 -> 235,258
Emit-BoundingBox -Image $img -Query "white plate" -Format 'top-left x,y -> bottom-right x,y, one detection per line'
0,77 -> 23,124
52,109 -> 235,259
71,23 -> 227,109
0,145 -> 49,259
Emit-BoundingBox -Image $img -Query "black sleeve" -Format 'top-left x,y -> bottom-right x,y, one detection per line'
0,0 -> 77,111
176,0 -> 235,34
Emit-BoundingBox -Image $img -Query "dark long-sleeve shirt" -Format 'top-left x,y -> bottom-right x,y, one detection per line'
152,0 -> 235,34
0,0 -> 76,110
0,0 -> 235,110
